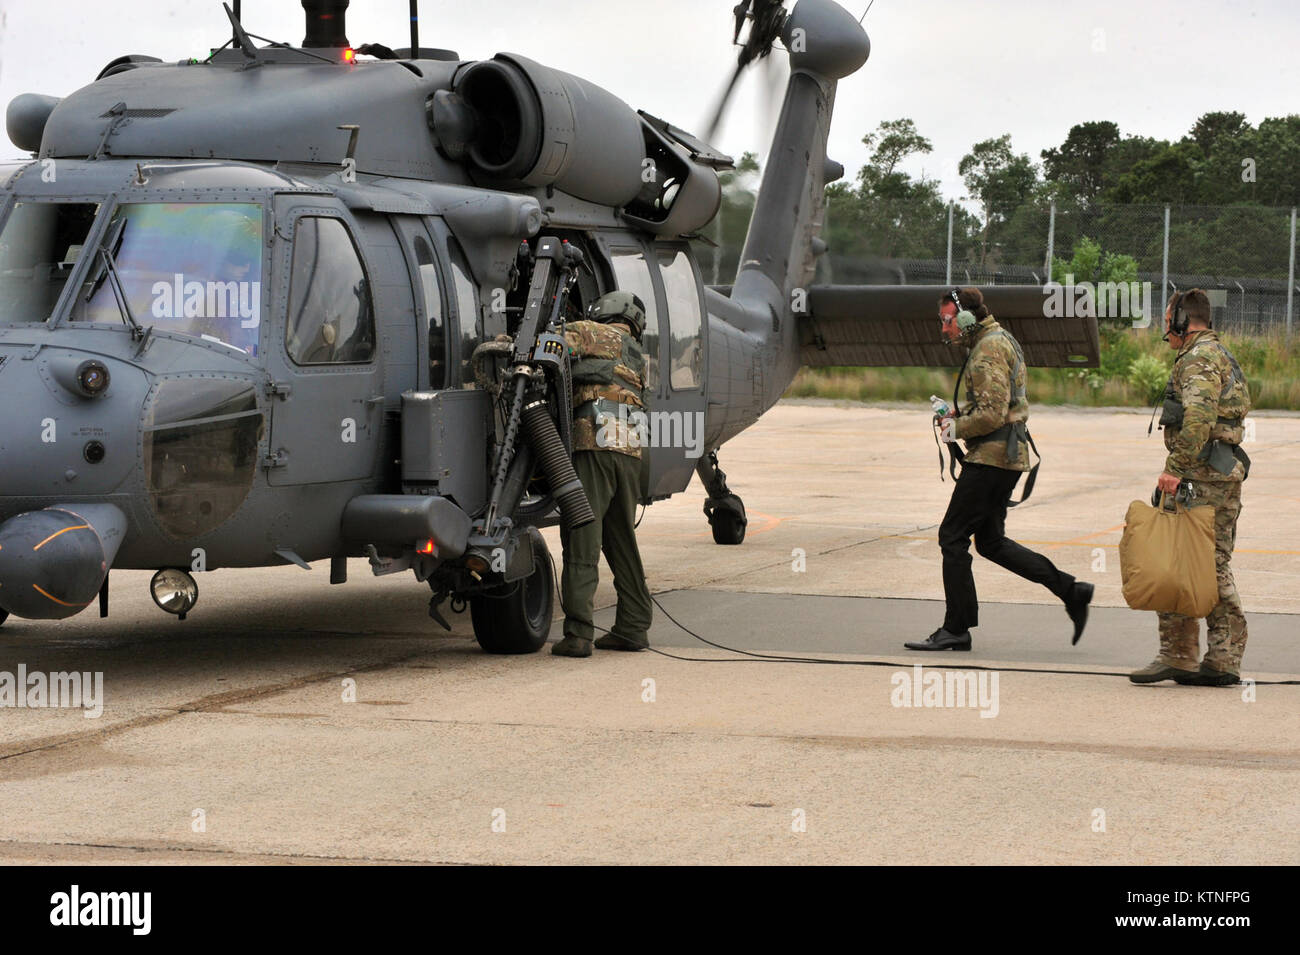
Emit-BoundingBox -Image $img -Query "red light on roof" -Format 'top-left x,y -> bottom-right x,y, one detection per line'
343,48 -> 356,63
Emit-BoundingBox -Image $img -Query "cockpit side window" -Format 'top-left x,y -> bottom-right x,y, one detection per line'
656,246 -> 704,392
413,234 -> 447,390
0,201 -> 99,324
447,239 -> 479,387
609,248 -> 661,393
285,216 -> 375,366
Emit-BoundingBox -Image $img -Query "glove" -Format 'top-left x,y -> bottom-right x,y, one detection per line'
940,417 -> 958,444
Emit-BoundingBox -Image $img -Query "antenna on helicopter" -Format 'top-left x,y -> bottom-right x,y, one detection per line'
223,2 -> 262,63
410,1 -> 420,55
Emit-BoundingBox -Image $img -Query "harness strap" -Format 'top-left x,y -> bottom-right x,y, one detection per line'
1007,429 -> 1041,508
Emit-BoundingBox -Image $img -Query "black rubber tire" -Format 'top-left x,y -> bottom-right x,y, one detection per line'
0,609 -> 7,627
470,529 -> 554,655
708,495 -> 748,546
711,508 -> 747,546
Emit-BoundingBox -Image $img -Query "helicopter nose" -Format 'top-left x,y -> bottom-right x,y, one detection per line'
0,504 -> 125,620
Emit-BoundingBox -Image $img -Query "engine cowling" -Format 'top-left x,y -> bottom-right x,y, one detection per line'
429,53 -> 724,236
432,53 -> 646,207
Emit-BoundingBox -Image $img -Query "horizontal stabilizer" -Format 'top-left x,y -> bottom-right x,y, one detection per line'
802,286 -> 1101,368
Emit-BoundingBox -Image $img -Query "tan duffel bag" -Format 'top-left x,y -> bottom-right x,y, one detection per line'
1119,495 -> 1217,617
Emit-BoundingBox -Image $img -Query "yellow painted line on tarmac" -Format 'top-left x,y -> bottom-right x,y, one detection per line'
881,533 -> 1300,556
1046,523 -> 1127,549
690,509 -> 787,540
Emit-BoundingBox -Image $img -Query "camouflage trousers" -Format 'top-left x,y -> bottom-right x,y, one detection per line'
1156,480 -> 1248,674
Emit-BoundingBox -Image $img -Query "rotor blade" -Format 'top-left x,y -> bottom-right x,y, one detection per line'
759,50 -> 785,150
702,60 -> 746,145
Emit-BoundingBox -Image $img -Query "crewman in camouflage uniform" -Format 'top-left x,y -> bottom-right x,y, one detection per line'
551,291 -> 655,658
907,287 -> 1094,651
1131,289 -> 1252,686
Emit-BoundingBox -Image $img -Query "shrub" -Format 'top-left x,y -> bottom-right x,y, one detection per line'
1126,354 -> 1171,403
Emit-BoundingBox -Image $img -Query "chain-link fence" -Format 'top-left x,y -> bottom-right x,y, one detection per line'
812,200 -> 1299,336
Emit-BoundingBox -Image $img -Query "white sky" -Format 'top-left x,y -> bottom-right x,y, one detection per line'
1,0 -> 1296,208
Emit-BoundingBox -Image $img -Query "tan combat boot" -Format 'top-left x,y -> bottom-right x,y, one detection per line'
1129,659 -> 1198,684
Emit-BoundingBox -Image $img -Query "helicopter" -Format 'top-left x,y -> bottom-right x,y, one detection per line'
0,0 -> 1099,654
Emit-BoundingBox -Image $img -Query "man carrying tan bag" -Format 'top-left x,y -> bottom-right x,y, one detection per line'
1126,290 -> 1251,687
1121,490 -> 1218,617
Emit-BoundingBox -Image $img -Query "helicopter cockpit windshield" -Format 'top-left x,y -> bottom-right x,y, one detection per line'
67,202 -> 264,356
0,200 -> 100,323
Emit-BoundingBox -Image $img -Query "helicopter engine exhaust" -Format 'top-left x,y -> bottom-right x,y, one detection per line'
0,504 -> 126,621
301,0 -> 351,49
521,398 -> 595,531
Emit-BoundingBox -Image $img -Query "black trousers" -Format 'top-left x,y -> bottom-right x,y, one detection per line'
939,462 -> 1074,633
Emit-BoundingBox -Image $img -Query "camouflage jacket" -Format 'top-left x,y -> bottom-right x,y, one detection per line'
564,320 -> 647,459
1162,330 -> 1251,483
952,316 -> 1031,472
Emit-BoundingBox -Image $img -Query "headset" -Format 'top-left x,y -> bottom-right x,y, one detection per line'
946,288 -> 979,332
1167,290 -> 1190,337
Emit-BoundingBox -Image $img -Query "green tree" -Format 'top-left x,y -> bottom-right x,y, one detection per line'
1106,141 -> 1201,203
1188,111 -> 1249,155
858,118 -> 933,192
1253,115 -> 1300,206
959,134 -> 1039,266
819,118 -> 968,275
697,151 -> 761,284
1051,235 -> 1138,285
1041,121 -> 1120,207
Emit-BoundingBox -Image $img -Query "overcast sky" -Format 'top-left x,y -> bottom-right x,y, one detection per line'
1,0 -> 1296,206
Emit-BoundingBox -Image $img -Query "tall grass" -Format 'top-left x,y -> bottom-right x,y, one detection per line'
786,326 -> 1300,410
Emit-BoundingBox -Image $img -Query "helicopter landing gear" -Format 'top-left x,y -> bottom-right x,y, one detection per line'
470,528 -> 555,655
697,451 -> 748,546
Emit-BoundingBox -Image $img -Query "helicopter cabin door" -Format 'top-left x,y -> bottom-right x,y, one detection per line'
265,198 -> 384,486
597,236 -> 709,501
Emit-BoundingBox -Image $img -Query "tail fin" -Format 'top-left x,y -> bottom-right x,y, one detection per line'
728,0 -> 870,398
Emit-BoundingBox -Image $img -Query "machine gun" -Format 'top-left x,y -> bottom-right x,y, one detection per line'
477,235 -> 595,542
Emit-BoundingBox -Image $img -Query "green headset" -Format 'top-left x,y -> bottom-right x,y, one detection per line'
947,288 -> 979,332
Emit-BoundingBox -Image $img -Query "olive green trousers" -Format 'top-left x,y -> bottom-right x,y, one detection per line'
560,451 -> 653,643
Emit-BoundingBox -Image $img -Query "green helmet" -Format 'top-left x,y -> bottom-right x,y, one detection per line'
588,291 -> 646,340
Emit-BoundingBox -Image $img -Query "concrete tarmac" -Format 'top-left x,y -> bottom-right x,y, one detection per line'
0,402 -> 1297,865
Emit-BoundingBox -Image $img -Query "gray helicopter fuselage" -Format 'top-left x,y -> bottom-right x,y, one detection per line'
0,0 -> 873,627
0,151 -> 725,571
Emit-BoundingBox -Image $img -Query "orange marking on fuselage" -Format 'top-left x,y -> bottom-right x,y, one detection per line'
32,524 -> 91,551
31,584 -> 92,608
